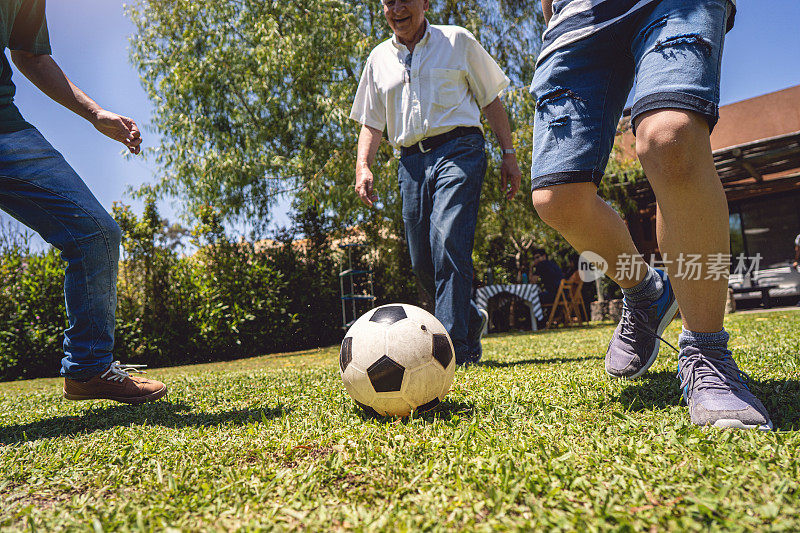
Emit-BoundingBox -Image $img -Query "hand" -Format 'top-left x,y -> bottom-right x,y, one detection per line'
355,163 -> 379,207
92,109 -> 142,154
501,153 -> 522,201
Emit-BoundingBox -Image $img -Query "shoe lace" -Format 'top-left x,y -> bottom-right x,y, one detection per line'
101,361 -> 148,383
677,347 -> 750,393
618,300 -> 679,352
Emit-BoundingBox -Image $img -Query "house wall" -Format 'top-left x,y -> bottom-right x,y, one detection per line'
711,85 -> 800,150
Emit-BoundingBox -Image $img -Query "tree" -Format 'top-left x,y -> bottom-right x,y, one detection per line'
127,0 -> 373,229
127,0 -> 545,229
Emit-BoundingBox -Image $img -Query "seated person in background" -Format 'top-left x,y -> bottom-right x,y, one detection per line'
531,248 -> 564,304
563,253 -> 581,283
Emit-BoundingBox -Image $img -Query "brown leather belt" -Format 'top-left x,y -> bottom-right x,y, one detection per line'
400,126 -> 483,157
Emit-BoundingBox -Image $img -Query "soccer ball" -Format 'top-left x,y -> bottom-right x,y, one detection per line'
340,304 -> 456,417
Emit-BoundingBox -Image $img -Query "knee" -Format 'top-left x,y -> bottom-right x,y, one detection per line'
54,214 -> 122,264
87,215 -> 122,263
635,110 -> 710,178
101,216 -> 123,249
531,184 -> 596,231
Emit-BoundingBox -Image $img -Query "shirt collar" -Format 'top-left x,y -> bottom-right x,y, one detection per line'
391,19 -> 431,51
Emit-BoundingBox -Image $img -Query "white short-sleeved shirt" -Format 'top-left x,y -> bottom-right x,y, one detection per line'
795,233 -> 800,247
350,23 -> 510,149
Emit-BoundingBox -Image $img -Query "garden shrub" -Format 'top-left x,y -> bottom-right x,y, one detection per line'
0,233 -> 66,381
0,201 -> 351,381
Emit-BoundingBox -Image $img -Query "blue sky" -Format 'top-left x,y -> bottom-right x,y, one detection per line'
5,0 -> 800,244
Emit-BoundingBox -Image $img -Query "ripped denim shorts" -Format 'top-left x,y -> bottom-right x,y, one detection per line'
530,0 -> 732,190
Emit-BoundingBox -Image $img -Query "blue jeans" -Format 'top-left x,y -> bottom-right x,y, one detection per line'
531,0 -> 730,189
398,133 -> 486,363
0,128 -> 121,379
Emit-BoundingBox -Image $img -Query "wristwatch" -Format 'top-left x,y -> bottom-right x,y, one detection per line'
502,148 -> 516,156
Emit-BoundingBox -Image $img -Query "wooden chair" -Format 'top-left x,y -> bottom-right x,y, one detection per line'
543,277 -> 588,329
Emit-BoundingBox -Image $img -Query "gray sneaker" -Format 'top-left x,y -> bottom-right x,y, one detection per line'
678,346 -> 772,430
606,269 -> 679,379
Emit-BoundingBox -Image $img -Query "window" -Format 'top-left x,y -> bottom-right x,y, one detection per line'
731,191 -> 800,269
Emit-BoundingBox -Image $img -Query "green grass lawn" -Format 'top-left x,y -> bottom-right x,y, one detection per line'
2,310 -> 800,531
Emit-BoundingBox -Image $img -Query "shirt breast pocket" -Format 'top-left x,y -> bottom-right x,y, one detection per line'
430,68 -> 465,108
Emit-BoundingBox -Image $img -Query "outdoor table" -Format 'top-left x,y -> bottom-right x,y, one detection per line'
729,284 -> 778,309
473,284 -> 544,331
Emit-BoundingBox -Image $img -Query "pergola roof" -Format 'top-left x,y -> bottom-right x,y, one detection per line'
715,130 -> 800,184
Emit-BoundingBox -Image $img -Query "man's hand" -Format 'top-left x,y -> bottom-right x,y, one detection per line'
355,163 -> 379,207
482,97 -> 521,201
542,0 -> 553,24
354,125 -> 383,207
92,110 -> 142,154
11,51 -> 144,154
501,153 -> 522,201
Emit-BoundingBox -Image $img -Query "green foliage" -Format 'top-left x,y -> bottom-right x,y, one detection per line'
114,200 -> 344,368
126,0 -> 642,308
126,0 -> 371,227
267,205 -> 344,347
0,201 -> 358,380
113,190 -> 192,366
474,89 -> 575,285
2,311 -> 800,529
127,0 -> 545,226
359,201 -> 421,309
600,131 -> 647,217
0,226 -> 65,381
425,0 -> 543,86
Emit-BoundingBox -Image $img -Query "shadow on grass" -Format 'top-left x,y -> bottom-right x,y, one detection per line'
490,323 -> 613,338
0,401 -> 288,445
476,355 -> 602,368
757,378 -> 800,431
615,371 -> 800,431
418,399 -> 476,421
615,371 -> 680,411
352,399 -> 476,423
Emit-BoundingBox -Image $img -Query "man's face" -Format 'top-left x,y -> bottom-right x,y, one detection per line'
383,0 -> 429,43
532,253 -> 545,265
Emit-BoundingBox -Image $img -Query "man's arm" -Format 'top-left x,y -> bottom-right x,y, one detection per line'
482,96 -> 522,201
354,124 -> 383,207
793,244 -> 799,268
10,50 -> 142,154
542,0 -> 553,24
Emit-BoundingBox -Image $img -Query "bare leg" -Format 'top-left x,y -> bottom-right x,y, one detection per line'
635,109 -> 728,333
531,182 -> 647,289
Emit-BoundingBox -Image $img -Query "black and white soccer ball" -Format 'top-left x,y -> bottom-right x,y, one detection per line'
340,303 -> 456,417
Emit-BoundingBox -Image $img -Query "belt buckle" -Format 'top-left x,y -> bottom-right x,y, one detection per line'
418,138 -> 431,154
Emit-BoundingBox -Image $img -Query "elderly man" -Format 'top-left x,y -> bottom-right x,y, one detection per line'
1,0 -> 166,403
351,0 -> 522,365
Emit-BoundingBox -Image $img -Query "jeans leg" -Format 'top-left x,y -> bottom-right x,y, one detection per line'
0,129 -> 121,379
399,152 -> 436,298
467,300 -> 483,350
428,136 -> 486,362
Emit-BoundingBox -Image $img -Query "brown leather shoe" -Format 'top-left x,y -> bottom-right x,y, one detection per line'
64,361 -> 167,405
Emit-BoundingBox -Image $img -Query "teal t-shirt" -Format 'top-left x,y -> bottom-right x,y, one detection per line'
0,0 -> 51,133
